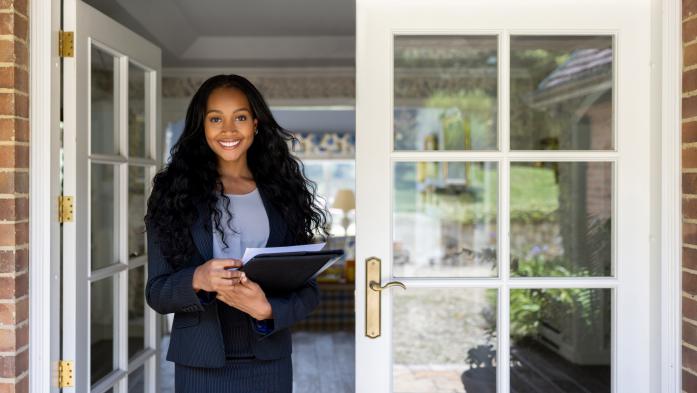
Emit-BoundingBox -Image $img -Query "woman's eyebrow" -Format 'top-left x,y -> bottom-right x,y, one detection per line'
205,108 -> 250,115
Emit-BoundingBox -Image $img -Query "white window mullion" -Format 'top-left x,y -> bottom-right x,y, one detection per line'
498,29 -> 511,393
117,54 -> 129,393
145,66 -> 160,392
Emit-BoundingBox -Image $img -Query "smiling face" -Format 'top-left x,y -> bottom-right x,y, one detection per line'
203,87 -> 258,165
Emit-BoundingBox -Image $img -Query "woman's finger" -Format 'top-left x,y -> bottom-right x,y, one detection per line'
222,269 -> 243,280
213,277 -> 239,290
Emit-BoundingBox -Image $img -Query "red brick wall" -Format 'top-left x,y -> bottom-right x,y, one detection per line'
0,0 -> 29,391
686,2 -> 697,392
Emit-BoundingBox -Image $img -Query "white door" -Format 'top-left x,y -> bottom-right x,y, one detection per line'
61,1 -> 162,392
355,0 -> 652,392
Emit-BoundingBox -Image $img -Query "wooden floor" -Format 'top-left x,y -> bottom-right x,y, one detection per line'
159,331 -> 355,393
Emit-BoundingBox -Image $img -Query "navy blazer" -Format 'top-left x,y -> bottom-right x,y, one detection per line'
145,186 -> 320,368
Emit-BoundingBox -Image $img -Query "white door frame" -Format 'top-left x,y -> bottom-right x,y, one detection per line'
61,1 -> 162,392
26,0 -> 682,392
659,0 -> 683,391
29,0 -> 162,392
28,0 -> 62,392
354,0 -> 681,392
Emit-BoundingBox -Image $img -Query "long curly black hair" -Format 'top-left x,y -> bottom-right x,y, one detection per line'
145,74 -> 328,269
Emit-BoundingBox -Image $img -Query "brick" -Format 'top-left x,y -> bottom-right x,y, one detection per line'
0,67 -> 28,94
0,93 -> 27,119
686,321 -> 697,346
685,369 -> 697,393
685,344 -> 697,372
686,18 -> 697,43
687,247 -> 697,271
686,0 -> 697,19
686,223 -> 697,245
685,95 -> 697,119
685,296 -> 697,321
686,69 -> 697,94
686,173 -> 697,195
0,273 -> 27,300
686,45 -> 697,68
0,249 -> 26,273
0,172 -> 27,194
11,0 -> 25,18
685,121 -> 697,144
0,347 -> 27,378
0,222 -> 27,247
0,324 -> 27,352
0,145 -> 28,169
0,117 -> 28,142
0,298 -> 30,326
0,13 -> 25,39
686,198 -> 697,220
0,197 -> 27,221
685,147 -> 697,169
0,375 -> 28,393
685,270 -> 697,295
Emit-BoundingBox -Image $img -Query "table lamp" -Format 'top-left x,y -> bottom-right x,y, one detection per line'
332,188 -> 355,236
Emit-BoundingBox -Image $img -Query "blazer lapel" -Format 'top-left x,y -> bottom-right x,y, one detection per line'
190,187 -> 289,262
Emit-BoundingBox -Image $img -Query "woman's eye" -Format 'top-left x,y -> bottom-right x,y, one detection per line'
209,116 -> 222,123
236,115 -> 247,121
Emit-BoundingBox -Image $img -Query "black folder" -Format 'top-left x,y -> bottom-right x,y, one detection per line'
240,249 -> 344,293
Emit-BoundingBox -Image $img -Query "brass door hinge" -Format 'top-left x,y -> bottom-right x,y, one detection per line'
58,196 -> 73,223
58,31 -> 74,57
58,360 -> 74,388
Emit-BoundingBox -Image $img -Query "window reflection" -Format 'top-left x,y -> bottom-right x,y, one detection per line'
510,36 -> 613,150
394,35 -> 498,151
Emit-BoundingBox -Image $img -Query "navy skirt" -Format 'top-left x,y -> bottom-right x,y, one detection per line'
174,356 -> 292,393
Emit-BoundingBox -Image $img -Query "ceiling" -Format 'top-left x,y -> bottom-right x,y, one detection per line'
84,0 -> 356,68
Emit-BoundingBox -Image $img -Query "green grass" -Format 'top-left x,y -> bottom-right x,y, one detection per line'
394,163 -> 559,224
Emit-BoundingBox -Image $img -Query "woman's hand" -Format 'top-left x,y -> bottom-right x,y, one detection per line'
216,276 -> 273,321
192,259 -> 244,293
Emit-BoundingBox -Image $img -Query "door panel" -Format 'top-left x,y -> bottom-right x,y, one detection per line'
356,1 -> 651,392
62,1 -> 162,392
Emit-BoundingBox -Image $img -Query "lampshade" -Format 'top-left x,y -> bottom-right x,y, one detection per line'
332,189 -> 355,212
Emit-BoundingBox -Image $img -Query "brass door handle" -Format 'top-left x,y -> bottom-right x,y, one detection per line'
369,280 -> 406,292
365,257 -> 407,338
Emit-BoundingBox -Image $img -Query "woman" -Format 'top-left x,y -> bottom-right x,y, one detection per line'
144,74 -> 328,392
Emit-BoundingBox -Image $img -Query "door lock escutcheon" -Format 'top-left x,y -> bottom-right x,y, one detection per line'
365,257 -> 406,339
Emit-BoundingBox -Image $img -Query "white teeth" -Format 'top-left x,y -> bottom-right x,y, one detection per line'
219,140 -> 240,148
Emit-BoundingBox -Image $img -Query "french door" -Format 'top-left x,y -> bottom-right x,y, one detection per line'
61,1 -> 162,392
355,0 -> 652,392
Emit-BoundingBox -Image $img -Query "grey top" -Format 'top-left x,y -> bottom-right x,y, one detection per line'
211,188 -> 271,358
212,188 -> 270,260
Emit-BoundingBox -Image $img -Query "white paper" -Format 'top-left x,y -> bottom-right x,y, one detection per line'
241,242 -> 326,264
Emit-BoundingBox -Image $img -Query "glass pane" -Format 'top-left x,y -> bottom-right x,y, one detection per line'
394,36 -> 498,151
393,288 -> 497,393
128,365 -> 145,393
91,46 -> 118,155
301,160 -> 356,237
510,162 -> 612,277
91,164 -> 119,270
393,162 -> 498,277
510,288 -> 611,392
91,277 -> 115,384
510,36 -> 613,150
128,166 -> 146,259
129,63 -> 148,157
128,266 -> 146,359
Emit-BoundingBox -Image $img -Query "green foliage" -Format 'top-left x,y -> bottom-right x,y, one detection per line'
482,256 -> 597,343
